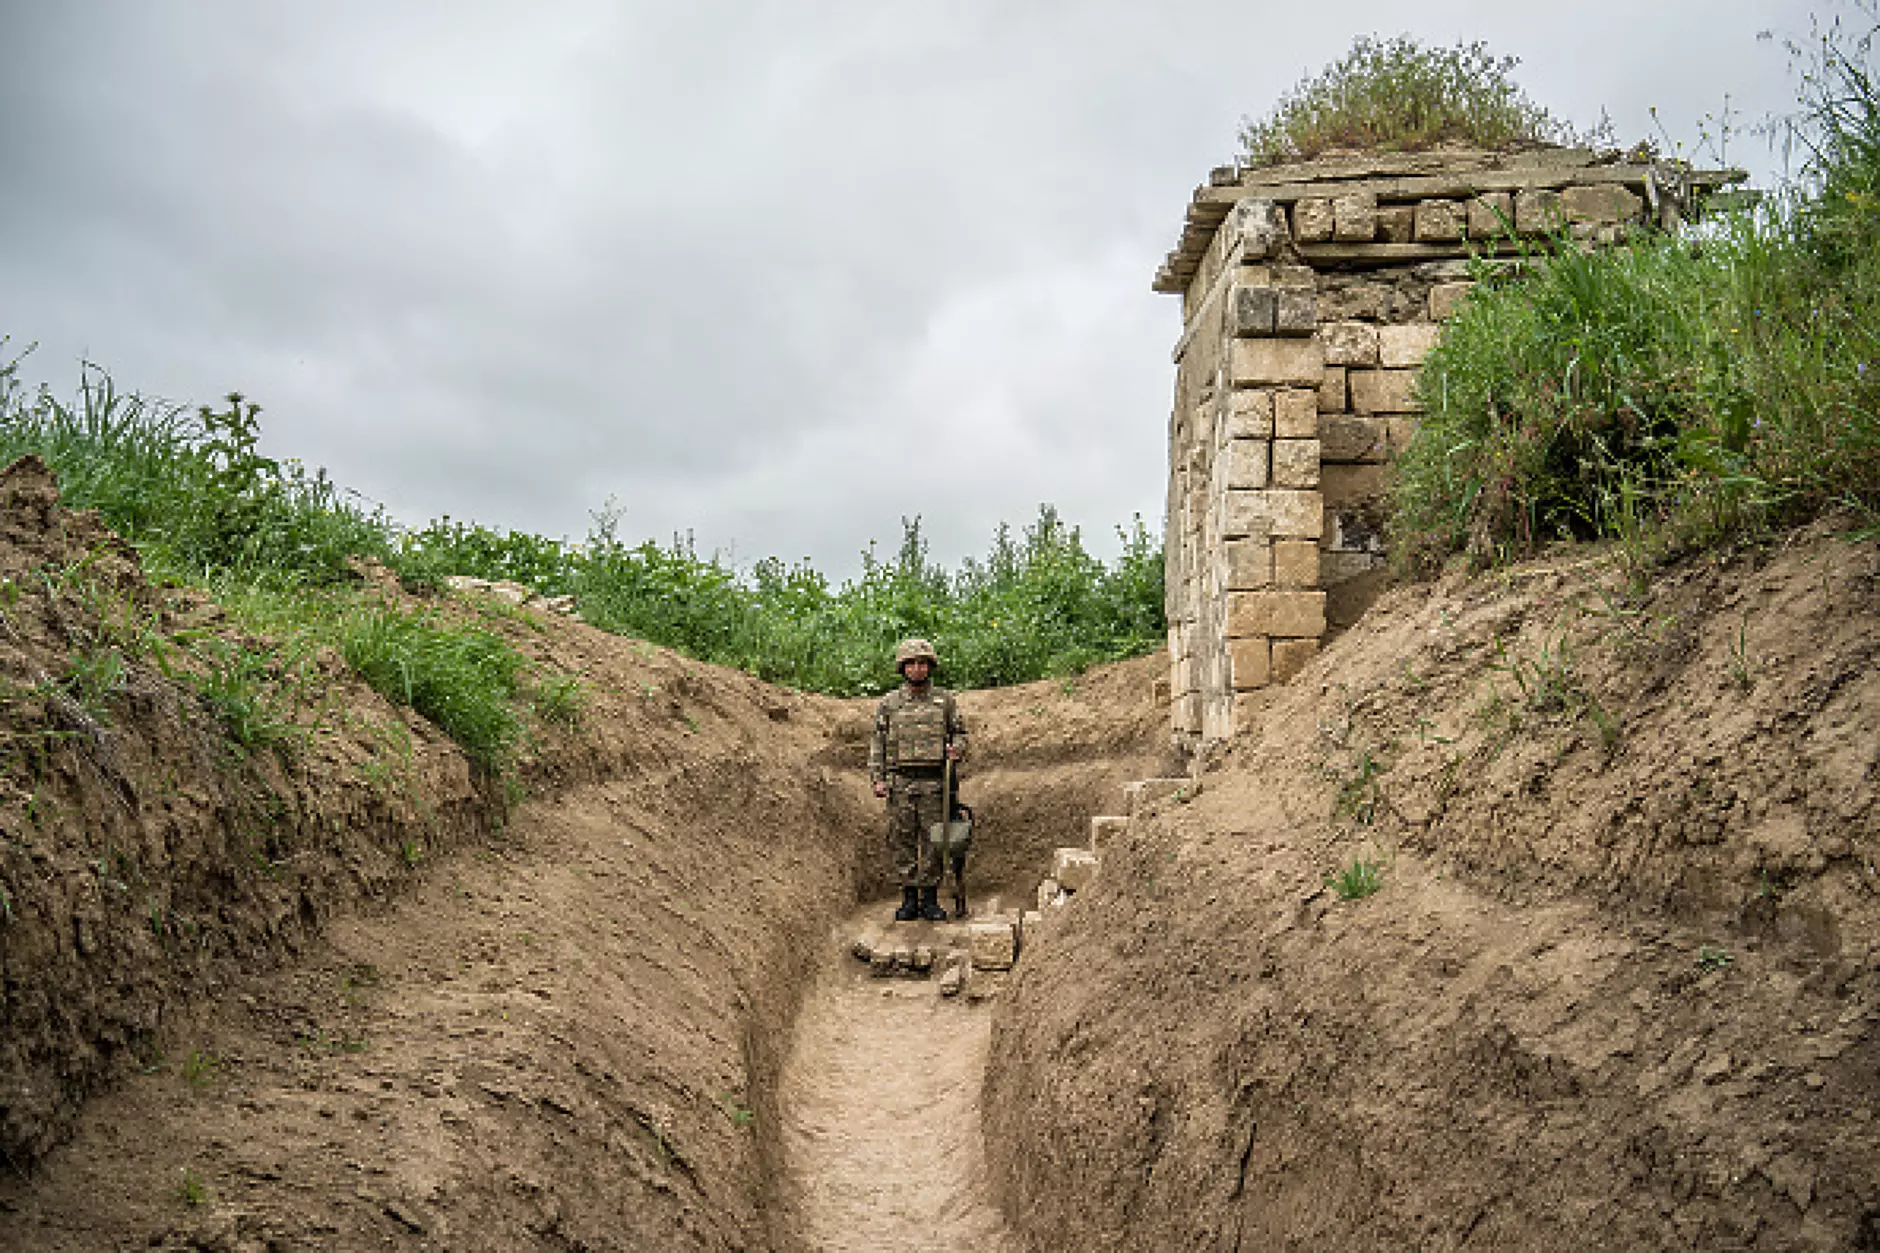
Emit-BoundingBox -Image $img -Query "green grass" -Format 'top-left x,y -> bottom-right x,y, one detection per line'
1239,35 -> 1578,165
1326,856 -> 1385,900
1391,15 -> 1880,572
338,606 -> 526,771
1,348 -> 1164,702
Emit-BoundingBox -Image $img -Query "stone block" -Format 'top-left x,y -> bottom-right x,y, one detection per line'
1271,638 -> 1321,682
1388,415 -> 1420,453
1222,437 -> 1270,490
938,955 -> 966,997
1229,636 -> 1270,690
1224,536 -> 1272,589
1272,539 -> 1320,589
1515,188 -> 1563,235
1125,778 -> 1193,812
1349,367 -> 1423,414
1090,815 -> 1129,848
1333,191 -> 1377,241
1377,204 -> 1415,243
1319,414 -> 1390,463
1414,199 -> 1464,241
1226,488 -> 1322,539
1225,388 -> 1274,439
1321,322 -> 1380,367
1468,191 -> 1514,239
969,920 -> 1018,971
1275,288 -> 1318,336
1429,281 -> 1475,321
1037,878 -> 1063,911
1173,693 -> 1200,735
1274,388 -> 1319,438
1379,323 -> 1442,369
1323,462 -> 1390,507
1053,847 -> 1099,893
1232,338 -> 1324,387
1232,198 -> 1288,258
1318,283 -> 1388,322
1319,366 -> 1348,413
1019,910 -> 1046,951
1272,439 -> 1320,489
1561,184 -> 1643,224
1231,284 -> 1277,337
1228,590 -> 1326,639
1292,197 -> 1334,242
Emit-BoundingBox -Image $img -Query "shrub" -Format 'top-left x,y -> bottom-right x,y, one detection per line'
1238,35 -> 1576,165
1391,13 -> 1880,571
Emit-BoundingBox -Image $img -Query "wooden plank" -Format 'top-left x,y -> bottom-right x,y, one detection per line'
1199,163 -> 1744,209
1296,241 -> 1474,266
1235,147 -> 1598,188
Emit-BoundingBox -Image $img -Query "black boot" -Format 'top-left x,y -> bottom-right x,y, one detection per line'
893,886 -> 919,922
919,885 -> 948,922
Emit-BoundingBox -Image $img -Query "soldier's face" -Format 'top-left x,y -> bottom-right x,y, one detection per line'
902,659 -> 931,684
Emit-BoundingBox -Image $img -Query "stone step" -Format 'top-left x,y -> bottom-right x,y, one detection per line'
1124,777 -> 1195,813
1090,815 -> 1129,849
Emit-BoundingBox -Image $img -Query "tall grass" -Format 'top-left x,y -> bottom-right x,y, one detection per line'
1390,11 -> 1880,572
0,349 -> 1165,698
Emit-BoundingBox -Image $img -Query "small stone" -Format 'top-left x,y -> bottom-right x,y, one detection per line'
1090,816 -> 1130,848
1053,848 -> 1100,893
1803,1072 -> 1828,1090
1698,1054 -> 1733,1085
912,946 -> 935,973
1037,878 -> 1061,911
869,951 -> 896,978
969,921 -> 1018,971
851,939 -> 874,963
938,962 -> 965,997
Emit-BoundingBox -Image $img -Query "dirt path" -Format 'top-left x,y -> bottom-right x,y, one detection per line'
776,907 -> 1017,1253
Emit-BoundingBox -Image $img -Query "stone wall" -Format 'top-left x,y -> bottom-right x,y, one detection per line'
1157,148 -> 1742,752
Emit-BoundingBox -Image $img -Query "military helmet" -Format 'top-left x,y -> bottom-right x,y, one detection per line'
894,637 -> 939,672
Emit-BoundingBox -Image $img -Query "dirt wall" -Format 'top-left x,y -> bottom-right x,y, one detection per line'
985,530 -> 1880,1250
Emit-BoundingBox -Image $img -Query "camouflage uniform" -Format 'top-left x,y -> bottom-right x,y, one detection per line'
868,683 -> 968,889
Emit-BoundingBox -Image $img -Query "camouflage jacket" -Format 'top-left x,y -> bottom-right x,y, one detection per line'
868,683 -> 967,785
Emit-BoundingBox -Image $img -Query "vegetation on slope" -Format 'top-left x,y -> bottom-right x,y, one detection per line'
1390,10 -> 1880,574
0,356 -> 1165,706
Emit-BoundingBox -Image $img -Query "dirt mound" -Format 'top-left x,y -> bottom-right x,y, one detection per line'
985,529 -> 1880,1250
0,455 -> 1164,1248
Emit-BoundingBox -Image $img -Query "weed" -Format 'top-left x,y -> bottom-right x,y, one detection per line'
1326,856 -> 1385,900
181,1049 -> 220,1089
1727,615 -> 1756,691
0,885 -> 11,922
532,671 -> 587,727
176,1167 -> 210,1207
718,1094 -> 756,1129
1697,945 -> 1734,972
60,646 -> 125,724
1238,35 -> 1581,163
339,606 -> 525,769
681,712 -> 699,734
398,839 -> 425,868
297,1028 -> 369,1055
1332,748 -> 1390,825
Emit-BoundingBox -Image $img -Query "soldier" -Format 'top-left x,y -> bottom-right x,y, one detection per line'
868,638 -> 968,922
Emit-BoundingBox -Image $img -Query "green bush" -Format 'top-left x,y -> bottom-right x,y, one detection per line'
1239,35 -> 1575,165
338,606 -> 525,770
1391,14 -> 1880,571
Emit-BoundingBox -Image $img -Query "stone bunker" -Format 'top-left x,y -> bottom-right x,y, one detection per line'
1153,146 -> 1745,753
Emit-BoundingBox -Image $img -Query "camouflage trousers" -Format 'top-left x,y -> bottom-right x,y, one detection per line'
885,774 -> 948,888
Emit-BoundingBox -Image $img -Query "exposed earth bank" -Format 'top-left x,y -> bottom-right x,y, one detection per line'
985,530 -> 1880,1251
3,454 -> 1877,1249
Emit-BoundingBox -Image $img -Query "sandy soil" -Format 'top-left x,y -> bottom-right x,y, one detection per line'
8,450 -> 1875,1250
985,528 -> 1880,1251
775,908 -> 1017,1253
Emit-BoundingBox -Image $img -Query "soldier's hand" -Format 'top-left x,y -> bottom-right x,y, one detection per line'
873,780 -> 889,798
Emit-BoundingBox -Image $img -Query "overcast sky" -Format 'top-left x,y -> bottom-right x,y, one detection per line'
1,1 -> 1812,580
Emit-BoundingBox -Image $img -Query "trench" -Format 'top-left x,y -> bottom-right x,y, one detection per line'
770,904 -> 1020,1252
